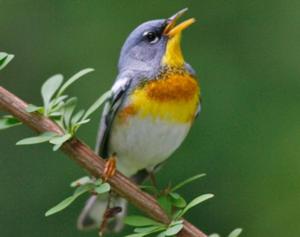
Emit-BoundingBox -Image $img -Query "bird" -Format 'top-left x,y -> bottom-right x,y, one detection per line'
77,8 -> 201,233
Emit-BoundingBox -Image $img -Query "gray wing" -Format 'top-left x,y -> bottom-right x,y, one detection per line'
78,77 -> 132,232
185,63 -> 201,118
95,77 -> 132,158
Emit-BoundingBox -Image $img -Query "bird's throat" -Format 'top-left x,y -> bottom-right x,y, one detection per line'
162,33 -> 185,67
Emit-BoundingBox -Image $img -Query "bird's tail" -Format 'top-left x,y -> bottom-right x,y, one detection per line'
77,194 -> 127,233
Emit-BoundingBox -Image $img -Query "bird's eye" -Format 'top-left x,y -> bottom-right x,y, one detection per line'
143,31 -> 160,44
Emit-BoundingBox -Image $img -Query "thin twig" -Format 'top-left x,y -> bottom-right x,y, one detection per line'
0,86 -> 207,237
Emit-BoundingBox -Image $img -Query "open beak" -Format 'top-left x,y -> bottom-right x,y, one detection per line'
163,8 -> 196,37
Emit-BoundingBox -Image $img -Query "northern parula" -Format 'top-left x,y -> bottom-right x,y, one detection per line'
78,8 -> 201,232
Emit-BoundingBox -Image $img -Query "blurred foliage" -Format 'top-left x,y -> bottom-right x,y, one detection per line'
0,0 -> 300,237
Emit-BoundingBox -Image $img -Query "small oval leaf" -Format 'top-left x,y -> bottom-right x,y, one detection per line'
134,226 -> 162,233
26,104 -> 43,113
45,196 -> 75,217
124,215 -> 161,227
0,116 -> 21,130
180,194 -> 214,217
82,90 -> 112,120
41,74 -> 63,110
124,234 -> 146,237
16,132 -> 57,145
208,234 -> 221,237
172,173 -> 206,192
62,97 -> 77,128
50,134 -> 72,151
228,228 -> 243,237
0,52 -> 14,71
169,192 -> 187,208
57,68 -> 94,96
165,224 -> 184,236
70,176 -> 92,187
94,183 -> 110,194
71,109 -> 85,125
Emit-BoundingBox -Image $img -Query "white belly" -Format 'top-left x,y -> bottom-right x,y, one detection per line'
108,116 -> 191,177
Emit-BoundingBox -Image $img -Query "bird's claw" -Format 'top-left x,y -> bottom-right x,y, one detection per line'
102,155 -> 117,182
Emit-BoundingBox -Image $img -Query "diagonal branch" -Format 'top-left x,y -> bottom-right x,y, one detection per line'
0,86 -> 207,237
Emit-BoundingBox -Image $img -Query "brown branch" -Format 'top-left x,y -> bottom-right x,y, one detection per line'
0,86 -> 207,237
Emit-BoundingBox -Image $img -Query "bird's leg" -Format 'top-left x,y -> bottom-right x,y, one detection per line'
98,193 -> 112,236
149,171 -> 158,189
98,192 -> 122,236
102,154 -> 117,182
98,155 -> 118,236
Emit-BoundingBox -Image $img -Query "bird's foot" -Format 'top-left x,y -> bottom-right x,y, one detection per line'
98,207 -> 122,236
98,193 -> 122,236
102,155 -> 117,182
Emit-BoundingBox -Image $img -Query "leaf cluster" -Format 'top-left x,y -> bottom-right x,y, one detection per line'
27,68 -> 111,136
45,176 -> 110,217
125,174 -> 214,237
0,54 -> 111,151
23,68 -> 111,150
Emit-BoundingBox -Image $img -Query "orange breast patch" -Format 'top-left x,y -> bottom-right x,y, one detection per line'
118,72 -> 200,124
145,73 -> 199,101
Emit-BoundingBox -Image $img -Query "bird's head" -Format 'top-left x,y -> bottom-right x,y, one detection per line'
118,8 -> 195,73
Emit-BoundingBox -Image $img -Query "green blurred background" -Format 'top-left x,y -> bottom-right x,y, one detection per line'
1,0 -> 300,236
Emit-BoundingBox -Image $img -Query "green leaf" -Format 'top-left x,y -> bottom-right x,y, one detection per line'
94,179 -> 103,186
0,52 -> 14,71
125,234 -> 147,237
52,143 -> 61,151
70,176 -> 93,187
158,195 -> 172,216
57,68 -> 94,96
51,134 -> 70,146
157,231 -> 167,237
49,95 -> 68,109
169,192 -> 187,208
82,90 -> 112,120
71,109 -> 85,125
41,74 -> 63,111
49,134 -> 72,151
139,185 -> 159,194
94,183 -> 110,194
170,220 -> 183,226
49,111 -> 62,117
134,226 -> 163,233
228,228 -> 243,237
26,104 -> 44,113
208,234 -> 220,237
46,182 -> 95,217
172,173 -> 206,192
62,97 -> 77,129
172,210 -> 182,220
16,132 -> 57,145
74,119 -> 90,126
0,116 -> 21,130
124,215 -> 161,227
45,196 -> 75,217
73,183 -> 95,196
179,194 -> 214,217
165,223 -> 184,236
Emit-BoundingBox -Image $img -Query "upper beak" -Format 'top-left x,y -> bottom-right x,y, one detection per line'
163,8 -> 196,37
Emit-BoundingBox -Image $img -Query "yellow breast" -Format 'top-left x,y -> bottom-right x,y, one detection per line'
118,71 -> 200,124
